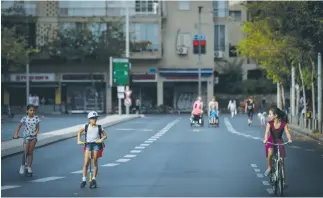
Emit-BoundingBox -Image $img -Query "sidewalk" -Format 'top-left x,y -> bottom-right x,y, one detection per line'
289,124 -> 323,142
1,114 -> 140,158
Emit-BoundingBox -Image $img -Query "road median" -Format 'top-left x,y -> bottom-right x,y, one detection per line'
1,114 -> 140,158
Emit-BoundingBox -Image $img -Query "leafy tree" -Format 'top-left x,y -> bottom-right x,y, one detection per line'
42,19 -> 126,63
1,2 -> 37,73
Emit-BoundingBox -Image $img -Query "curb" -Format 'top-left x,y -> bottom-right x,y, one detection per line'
1,116 -> 140,158
289,125 -> 323,143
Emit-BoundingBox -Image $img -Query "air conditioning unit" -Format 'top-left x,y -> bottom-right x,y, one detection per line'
214,51 -> 224,58
177,47 -> 188,55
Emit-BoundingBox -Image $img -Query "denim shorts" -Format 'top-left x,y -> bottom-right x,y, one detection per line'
85,143 -> 102,151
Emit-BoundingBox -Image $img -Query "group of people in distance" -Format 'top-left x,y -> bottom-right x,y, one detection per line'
190,95 -> 292,187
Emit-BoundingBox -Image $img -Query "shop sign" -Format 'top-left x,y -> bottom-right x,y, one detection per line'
10,73 -> 56,82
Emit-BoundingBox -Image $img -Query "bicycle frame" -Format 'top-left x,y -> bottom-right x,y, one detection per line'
267,141 -> 289,196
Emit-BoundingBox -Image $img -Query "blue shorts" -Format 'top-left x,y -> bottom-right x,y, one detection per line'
85,143 -> 102,151
210,111 -> 217,118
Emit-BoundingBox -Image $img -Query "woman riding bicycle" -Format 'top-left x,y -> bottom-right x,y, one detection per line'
263,106 -> 292,187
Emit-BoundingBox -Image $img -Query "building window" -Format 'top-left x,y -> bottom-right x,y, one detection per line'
1,1 -> 37,16
88,24 -> 107,40
229,11 -> 242,21
58,1 -> 106,16
214,25 -> 226,51
131,23 -> 159,52
135,0 -> 155,14
178,0 -> 190,10
213,1 -> 227,17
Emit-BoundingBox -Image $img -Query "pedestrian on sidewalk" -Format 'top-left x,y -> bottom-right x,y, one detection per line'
77,111 -> 107,188
245,96 -> 255,126
13,105 -> 40,175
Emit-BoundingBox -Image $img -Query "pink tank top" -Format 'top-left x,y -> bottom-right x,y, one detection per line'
192,101 -> 202,115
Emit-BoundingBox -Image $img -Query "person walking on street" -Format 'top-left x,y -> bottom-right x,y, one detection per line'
245,96 -> 255,126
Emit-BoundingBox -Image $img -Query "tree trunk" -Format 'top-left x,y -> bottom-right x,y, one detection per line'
280,83 -> 285,109
296,84 -> 300,117
298,62 -> 307,118
309,57 -> 316,119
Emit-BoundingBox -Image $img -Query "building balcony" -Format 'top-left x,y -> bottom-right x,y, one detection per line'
130,42 -> 162,60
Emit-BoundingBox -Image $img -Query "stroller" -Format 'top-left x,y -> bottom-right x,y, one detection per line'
190,113 -> 204,127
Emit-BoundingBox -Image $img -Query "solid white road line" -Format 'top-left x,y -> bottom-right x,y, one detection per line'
30,177 -> 65,183
130,150 -> 142,153
262,181 -> 270,186
124,154 -> 137,158
135,146 -> 145,149
251,164 -> 258,168
101,163 -> 119,167
1,185 -> 21,191
116,159 -> 130,163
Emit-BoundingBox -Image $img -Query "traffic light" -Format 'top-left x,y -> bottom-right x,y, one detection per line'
193,40 -> 206,54
193,40 -> 199,54
200,40 -> 206,54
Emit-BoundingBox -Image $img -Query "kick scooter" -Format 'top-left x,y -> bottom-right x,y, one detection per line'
13,136 -> 33,177
81,142 -> 97,189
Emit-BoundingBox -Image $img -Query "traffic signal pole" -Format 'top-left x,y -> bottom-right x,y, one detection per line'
125,3 -> 130,115
197,6 -> 203,97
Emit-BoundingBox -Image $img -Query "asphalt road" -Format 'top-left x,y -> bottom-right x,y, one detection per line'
1,114 -> 90,141
2,114 -> 323,197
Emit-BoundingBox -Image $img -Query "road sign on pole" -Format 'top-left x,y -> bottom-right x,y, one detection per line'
112,58 -> 130,86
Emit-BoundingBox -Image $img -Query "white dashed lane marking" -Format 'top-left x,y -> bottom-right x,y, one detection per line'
251,164 -> 257,168
130,150 -> 142,153
140,144 -> 150,147
71,170 -> 83,174
135,146 -> 145,149
148,138 -> 157,141
257,173 -> 264,178
30,176 -> 65,183
266,188 -> 274,194
145,140 -> 154,143
262,181 -> 270,186
1,185 -> 21,191
101,163 -> 119,167
116,159 -> 131,163
124,154 -> 136,158
254,168 -> 260,172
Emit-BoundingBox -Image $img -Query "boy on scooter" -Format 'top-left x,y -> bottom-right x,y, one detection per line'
77,111 -> 107,188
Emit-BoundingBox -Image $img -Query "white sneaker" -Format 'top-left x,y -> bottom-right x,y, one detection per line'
19,165 -> 25,174
27,167 -> 32,173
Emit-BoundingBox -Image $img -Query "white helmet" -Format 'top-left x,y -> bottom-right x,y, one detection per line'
87,111 -> 99,119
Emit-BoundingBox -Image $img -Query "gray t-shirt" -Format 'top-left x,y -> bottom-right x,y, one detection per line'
84,125 -> 100,143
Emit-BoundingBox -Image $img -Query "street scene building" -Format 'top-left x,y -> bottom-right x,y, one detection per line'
2,0 -> 256,114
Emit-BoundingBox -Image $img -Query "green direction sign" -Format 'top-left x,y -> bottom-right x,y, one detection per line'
112,58 -> 129,86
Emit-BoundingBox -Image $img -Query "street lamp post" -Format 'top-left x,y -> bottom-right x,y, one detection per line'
125,3 -> 130,115
197,6 -> 203,97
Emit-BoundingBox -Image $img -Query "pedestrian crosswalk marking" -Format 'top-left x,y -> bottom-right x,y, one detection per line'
135,146 -> 145,149
266,188 -> 274,194
257,173 -> 264,178
254,168 -> 260,172
251,164 -> 257,168
140,144 -> 150,147
262,181 -> 270,186
145,140 -> 154,143
1,185 -> 21,191
30,176 -> 65,183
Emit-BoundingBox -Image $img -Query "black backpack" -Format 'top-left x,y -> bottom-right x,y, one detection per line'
84,124 -> 105,147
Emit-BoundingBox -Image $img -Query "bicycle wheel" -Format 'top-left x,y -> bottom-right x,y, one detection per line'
277,162 -> 284,196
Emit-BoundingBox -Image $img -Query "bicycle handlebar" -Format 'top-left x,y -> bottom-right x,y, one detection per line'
266,141 -> 291,146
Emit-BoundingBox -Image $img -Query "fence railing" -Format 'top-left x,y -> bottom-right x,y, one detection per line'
288,115 -> 323,134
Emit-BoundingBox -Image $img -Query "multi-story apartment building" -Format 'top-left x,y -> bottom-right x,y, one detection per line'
2,0 -> 256,113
